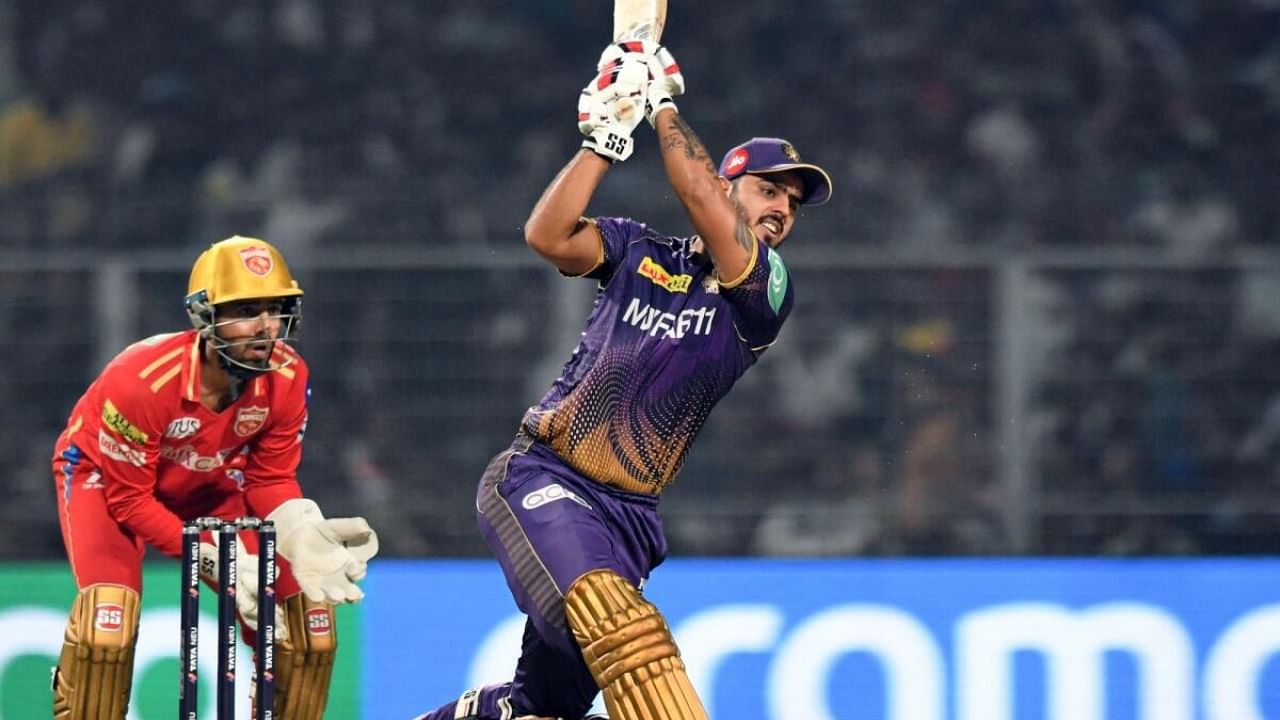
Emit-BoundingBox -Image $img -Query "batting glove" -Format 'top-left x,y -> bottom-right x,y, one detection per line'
268,499 -> 377,604
642,44 -> 684,127
596,40 -> 685,127
578,54 -> 649,162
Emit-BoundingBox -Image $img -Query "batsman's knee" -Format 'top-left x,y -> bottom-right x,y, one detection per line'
52,584 -> 141,720
564,569 -> 708,720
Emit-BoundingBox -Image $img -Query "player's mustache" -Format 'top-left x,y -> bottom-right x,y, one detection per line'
230,334 -> 277,347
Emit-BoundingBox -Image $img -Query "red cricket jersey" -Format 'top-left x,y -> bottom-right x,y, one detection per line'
52,329 -> 308,558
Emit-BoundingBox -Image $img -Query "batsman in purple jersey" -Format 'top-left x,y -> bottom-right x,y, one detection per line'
521,215 -> 794,494
413,41 -> 831,720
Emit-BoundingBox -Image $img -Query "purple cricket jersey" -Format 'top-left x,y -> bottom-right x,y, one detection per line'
415,218 -> 795,720
520,216 -> 795,495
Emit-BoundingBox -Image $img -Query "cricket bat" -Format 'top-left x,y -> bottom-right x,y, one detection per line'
614,0 -> 666,43
611,0 -> 667,121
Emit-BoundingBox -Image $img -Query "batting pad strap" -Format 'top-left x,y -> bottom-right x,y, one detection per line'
52,584 -> 140,720
565,570 -> 708,720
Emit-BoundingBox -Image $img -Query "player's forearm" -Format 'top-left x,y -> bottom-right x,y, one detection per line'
654,109 -> 720,204
525,150 -> 610,252
243,477 -> 304,519
105,491 -> 185,557
654,110 -> 751,278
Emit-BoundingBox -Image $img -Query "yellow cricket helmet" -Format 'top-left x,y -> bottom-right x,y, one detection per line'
186,235 -> 303,306
184,236 -> 303,378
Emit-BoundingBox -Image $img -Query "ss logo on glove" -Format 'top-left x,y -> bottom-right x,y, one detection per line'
604,132 -> 630,155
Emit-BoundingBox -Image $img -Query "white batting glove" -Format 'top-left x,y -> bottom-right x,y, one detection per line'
642,44 -> 684,127
198,533 -> 285,637
268,499 -> 374,604
578,54 -> 649,162
596,41 -> 685,127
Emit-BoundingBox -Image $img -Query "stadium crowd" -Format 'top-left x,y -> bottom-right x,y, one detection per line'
3,0 -> 1280,558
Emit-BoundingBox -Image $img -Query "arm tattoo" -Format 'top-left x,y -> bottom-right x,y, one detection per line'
662,115 -> 719,175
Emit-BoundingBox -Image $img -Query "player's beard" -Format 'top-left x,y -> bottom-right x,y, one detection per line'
730,185 -> 786,248
215,334 -> 277,374
234,336 -> 276,369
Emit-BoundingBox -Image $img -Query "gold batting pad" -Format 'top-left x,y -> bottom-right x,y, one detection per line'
565,570 -> 708,720
52,584 -> 141,720
269,593 -> 338,720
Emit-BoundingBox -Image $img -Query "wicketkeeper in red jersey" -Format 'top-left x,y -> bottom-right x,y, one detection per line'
50,236 -> 379,719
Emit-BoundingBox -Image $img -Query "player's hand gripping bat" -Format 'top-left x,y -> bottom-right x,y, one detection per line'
611,0 -> 667,121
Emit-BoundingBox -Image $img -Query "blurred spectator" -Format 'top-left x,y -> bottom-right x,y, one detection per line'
5,0 -> 1280,559
887,349 -> 1001,555
753,444 -> 890,557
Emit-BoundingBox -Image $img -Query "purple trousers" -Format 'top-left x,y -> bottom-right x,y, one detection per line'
413,435 -> 667,720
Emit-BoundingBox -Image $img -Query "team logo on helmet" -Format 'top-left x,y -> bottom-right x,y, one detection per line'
238,245 -> 275,277
233,406 -> 269,436
781,142 -> 800,162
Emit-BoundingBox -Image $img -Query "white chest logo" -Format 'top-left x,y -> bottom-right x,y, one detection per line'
621,298 -> 718,339
233,406 -> 269,436
165,417 -> 201,439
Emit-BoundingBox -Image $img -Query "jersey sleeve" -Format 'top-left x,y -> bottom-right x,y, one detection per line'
242,360 -> 309,517
718,241 -> 795,351
95,376 -> 185,557
572,217 -> 646,284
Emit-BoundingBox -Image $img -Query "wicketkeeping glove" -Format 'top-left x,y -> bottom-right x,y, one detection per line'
578,54 -> 650,162
320,516 -> 379,565
268,499 -> 379,604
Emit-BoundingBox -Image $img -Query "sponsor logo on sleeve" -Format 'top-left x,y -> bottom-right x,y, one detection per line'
102,399 -> 149,445
164,417 -> 201,439
233,406 -> 269,436
766,249 -> 789,314
98,430 -> 147,467
637,257 -> 693,293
